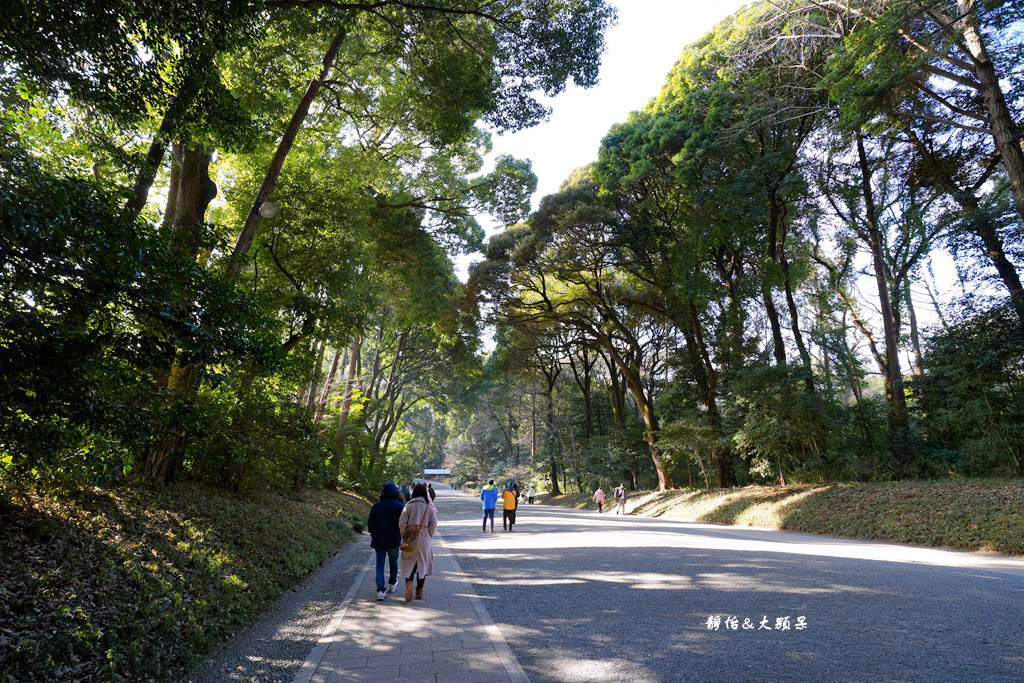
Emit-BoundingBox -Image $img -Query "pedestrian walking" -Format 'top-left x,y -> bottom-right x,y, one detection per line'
400,483 -> 411,502
367,482 -> 404,601
593,485 -> 606,513
501,486 -> 518,531
427,483 -> 436,502
614,482 -> 627,515
527,486 -> 535,505
399,483 -> 437,602
480,479 -> 499,532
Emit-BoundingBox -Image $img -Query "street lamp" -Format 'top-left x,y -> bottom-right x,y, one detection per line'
258,201 -> 279,219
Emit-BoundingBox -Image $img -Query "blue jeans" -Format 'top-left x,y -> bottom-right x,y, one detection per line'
483,508 -> 495,530
375,547 -> 399,592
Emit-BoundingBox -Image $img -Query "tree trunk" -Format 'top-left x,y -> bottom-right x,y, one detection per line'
906,128 -> 1024,324
957,0 -> 1024,231
608,352 -> 672,491
162,143 -> 183,229
680,300 -> 737,487
905,281 -> 924,377
227,29 -> 348,276
305,338 -> 327,413
780,225 -> 816,393
764,199 -> 787,365
315,347 -> 343,425
857,134 -> 914,475
763,283 -> 787,366
333,336 -> 361,485
545,387 -> 561,495
123,52 -> 209,218
140,146 -> 217,485
923,277 -> 950,332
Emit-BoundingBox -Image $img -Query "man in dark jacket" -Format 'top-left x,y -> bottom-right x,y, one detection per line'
368,482 -> 405,600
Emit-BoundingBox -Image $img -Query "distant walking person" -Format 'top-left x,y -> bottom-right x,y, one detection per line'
427,483 -> 436,502
614,483 -> 627,515
527,486 -> 536,505
367,483 -> 404,600
480,480 -> 499,532
593,486 -> 606,513
399,483 -> 437,602
501,486 -> 518,531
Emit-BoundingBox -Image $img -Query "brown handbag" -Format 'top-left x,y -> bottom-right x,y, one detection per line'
399,527 -> 418,553
400,502 -> 427,552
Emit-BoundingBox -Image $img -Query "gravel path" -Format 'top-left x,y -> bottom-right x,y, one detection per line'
188,535 -> 371,683
439,491 -> 1024,682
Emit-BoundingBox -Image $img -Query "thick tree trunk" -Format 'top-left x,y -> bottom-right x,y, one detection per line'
957,0 -> 1024,231
857,134 -> 914,475
334,336 -> 361,485
123,54 -> 208,218
171,146 -> 217,254
140,146 -> 217,484
763,284 -> 787,366
227,29 -> 348,276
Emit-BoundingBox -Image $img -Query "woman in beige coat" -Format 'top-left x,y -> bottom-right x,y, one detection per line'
399,483 -> 438,601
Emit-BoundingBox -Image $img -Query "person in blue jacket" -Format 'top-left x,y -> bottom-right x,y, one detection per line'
368,482 -> 405,600
480,479 -> 499,533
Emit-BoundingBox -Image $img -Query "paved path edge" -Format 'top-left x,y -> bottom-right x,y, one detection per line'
293,553 -> 374,683
443,533 -> 530,682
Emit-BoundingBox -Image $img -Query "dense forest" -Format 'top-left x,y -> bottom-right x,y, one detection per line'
1,0 -> 1022,499
460,0 -> 1024,493
0,0 -> 615,492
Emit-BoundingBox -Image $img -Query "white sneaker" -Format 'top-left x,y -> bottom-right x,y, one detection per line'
377,590 -> 386,601
387,581 -> 397,593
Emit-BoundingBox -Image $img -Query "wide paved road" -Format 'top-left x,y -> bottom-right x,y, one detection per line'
432,487 -> 1024,682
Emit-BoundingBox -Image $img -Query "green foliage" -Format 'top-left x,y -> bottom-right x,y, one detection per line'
0,482 -> 368,681
914,302 -> 1024,477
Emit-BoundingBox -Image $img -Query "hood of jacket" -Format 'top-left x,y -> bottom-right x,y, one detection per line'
380,482 -> 402,501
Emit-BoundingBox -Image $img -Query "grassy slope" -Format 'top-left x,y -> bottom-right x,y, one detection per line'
538,480 -> 1024,556
0,482 -> 369,681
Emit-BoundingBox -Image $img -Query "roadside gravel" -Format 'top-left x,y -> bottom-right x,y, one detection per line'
188,534 -> 371,682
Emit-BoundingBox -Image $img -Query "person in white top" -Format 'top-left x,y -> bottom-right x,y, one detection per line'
527,487 -> 536,504
614,483 -> 627,514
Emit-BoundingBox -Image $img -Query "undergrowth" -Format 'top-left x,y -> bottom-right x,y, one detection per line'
0,482 -> 369,681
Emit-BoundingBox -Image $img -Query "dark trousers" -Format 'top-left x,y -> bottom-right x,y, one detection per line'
483,508 -> 495,530
503,509 -> 516,529
375,547 -> 398,592
408,563 -> 426,588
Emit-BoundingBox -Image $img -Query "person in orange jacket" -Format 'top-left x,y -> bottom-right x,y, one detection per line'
501,486 -> 518,531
